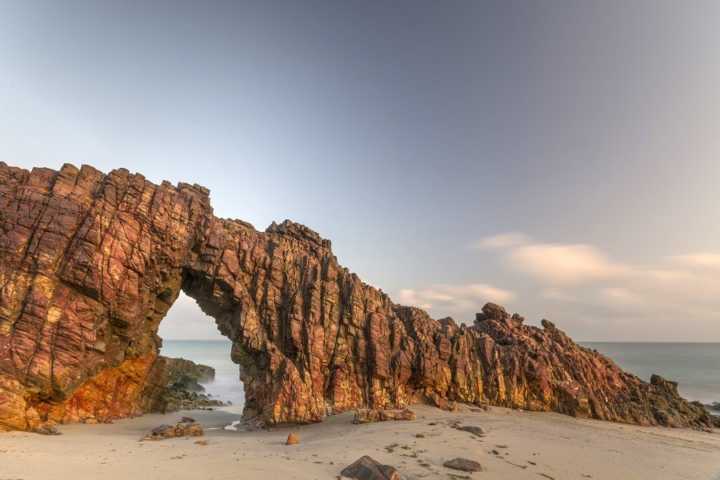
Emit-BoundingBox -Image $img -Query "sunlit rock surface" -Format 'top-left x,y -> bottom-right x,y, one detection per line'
0,162 -> 714,431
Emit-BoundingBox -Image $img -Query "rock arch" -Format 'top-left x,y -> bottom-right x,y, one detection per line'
0,162 -> 715,432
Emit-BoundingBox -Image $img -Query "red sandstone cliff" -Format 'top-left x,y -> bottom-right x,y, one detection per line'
0,162 -> 715,432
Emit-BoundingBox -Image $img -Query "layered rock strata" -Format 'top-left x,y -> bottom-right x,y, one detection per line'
142,356 -> 225,414
0,162 -> 714,431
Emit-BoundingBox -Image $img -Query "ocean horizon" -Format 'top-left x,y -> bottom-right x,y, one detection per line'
161,339 -> 720,407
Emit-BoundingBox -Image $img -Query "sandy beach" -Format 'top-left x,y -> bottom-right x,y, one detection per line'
2,404 -> 718,480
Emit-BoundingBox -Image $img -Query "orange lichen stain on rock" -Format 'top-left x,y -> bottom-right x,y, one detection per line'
37,353 -> 158,426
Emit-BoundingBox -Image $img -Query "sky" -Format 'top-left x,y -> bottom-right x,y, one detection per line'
1,1 -> 719,341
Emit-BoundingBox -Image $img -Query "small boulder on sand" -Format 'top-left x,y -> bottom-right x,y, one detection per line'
443,458 -> 483,472
341,455 -> 401,480
286,432 -> 300,445
142,419 -> 203,441
353,408 -> 416,424
33,423 -> 61,435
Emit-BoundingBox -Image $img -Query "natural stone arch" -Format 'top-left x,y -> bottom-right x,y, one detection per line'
177,218 -> 433,424
0,162 -> 715,432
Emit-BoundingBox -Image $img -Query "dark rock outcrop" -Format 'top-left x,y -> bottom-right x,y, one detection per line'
353,408 -> 416,424
164,357 -> 215,391
0,163 -> 714,431
143,357 -> 224,413
142,418 -> 203,441
341,456 -> 401,480
443,458 -> 483,472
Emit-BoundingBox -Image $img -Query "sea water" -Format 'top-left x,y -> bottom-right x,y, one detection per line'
583,342 -> 719,404
161,340 -> 720,407
160,339 -> 244,406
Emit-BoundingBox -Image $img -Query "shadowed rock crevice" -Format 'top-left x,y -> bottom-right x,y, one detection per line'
0,162 -> 714,431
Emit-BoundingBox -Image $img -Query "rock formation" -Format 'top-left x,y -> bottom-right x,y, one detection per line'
164,357 -> 215,390
0,162 -> 715,432
143,357 -> 225,413
353,408 -> 416,424
141,418 -> 203,441
341,456 -> 401,480
443,458 -> 483,473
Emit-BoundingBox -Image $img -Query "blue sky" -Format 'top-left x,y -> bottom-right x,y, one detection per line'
2,1 -> 719,341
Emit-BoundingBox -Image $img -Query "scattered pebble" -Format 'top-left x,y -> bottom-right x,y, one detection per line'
286,433 -> 300,445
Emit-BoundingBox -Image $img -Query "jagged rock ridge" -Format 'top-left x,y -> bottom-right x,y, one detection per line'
0,162 -> 715,431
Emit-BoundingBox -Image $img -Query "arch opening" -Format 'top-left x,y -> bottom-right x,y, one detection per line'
158,291 -> 244,408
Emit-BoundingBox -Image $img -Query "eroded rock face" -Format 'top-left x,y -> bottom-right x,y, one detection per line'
142,357 -> 225,413
0,162 -> 714,431
164,357 -> 215,388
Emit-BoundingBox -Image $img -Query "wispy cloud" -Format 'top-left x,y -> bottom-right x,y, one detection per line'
477,233 -> 628,285
599,287 -> 644,307
472,232 -> 720,339
397,283 -> 514,312
400,233 -> 720,339
541,288 -> 578,302
669,252 -> 720,269
509,243 -> 627,285
474,232 -> 530,249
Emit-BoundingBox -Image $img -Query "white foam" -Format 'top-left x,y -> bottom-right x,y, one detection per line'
224,420 -> 241,431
